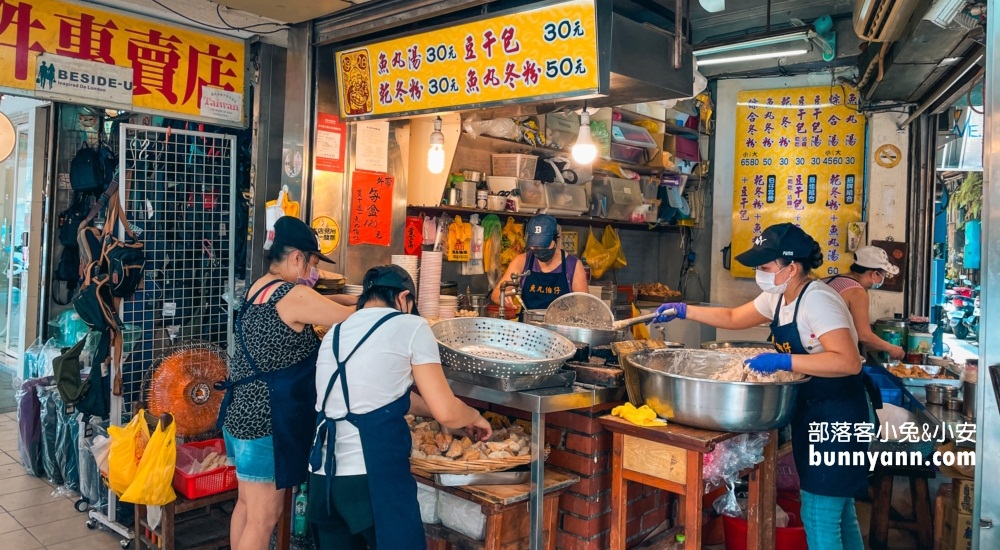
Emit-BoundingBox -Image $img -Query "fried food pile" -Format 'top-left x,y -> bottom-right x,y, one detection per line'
888,364 -> 944,379
408,412 -> 533,462
708,348 -> 804,383
637,282 -> 682,300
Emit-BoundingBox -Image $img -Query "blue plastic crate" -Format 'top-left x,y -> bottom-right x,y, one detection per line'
863,364 -> 923,411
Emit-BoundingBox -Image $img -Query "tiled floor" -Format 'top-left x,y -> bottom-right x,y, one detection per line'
0,412 -> 122,550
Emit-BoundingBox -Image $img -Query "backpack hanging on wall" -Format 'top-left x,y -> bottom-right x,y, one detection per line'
53,194 -> 93,305
70,143 -> 105,193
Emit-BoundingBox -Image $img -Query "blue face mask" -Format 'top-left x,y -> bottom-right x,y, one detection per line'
872,272 -> 885,290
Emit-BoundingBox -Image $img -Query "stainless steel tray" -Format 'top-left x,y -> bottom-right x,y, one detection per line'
443,367 -> 577,392
432,318 -> 577,376
434,467 -> 531,486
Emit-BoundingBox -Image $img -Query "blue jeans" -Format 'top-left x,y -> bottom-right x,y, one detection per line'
799,490 -> 865,550
223,427 -> 276,483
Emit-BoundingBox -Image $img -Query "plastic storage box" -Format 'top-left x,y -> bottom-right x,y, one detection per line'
492,154 -> 538,179
591,176 -> 644,220
487,176 -> 518,194
610,122 -> 657,164
543,182 -> 589,216
517,179 -> 548,212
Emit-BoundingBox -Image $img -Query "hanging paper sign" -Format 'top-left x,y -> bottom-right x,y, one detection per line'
349,171 -> 394,246
312,216 -> 342,254
315,113 -> 347,172
404,216 -> 423,256
0,0 -> 246,126
335,0 -> 600,120
731,86 -> 867,278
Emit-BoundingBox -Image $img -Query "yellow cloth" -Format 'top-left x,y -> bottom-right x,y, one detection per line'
612,402 -> 666,427
631,303 -> 650,340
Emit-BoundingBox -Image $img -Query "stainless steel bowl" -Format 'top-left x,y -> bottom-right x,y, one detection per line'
701,340 -> 774,350
626,349 -> 809,432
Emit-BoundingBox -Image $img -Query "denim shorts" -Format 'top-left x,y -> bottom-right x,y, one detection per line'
223,427 -> 276,484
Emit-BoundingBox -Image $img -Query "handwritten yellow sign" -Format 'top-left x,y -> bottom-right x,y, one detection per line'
0,0 -> 245,125
731,86 -> 867,278
336,0 -> 599,119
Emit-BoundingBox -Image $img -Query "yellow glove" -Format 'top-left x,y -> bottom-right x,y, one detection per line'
611,403 -> 666,427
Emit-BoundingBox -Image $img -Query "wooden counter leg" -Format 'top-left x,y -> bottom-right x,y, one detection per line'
544,494 -> 559,550
484,509 -> 505,550
683,450 -> 703,550
276,490 -> 292,550
747,431 -> 778,550
610,432 -> 627,550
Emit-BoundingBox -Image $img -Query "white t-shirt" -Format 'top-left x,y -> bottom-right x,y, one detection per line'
753,281 -> 858,354
311,307 -> 441,476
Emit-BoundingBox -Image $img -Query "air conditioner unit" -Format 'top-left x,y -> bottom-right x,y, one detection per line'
853,0 -> 925,42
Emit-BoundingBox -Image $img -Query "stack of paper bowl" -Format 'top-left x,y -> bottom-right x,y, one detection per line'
391,255 -> 420,293
418,252 -> 443,320
438,295 -> 458,320
344,284 -> 364,296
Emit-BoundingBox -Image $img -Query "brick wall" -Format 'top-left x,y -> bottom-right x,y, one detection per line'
464,399 -> 672,549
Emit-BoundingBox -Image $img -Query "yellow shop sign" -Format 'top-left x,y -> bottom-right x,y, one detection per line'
336,0 -> 600,120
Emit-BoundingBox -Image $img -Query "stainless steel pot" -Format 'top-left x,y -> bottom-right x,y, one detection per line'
627,349 -> 809,432
925,384 -> 949,405
963,381 -> 977,419
701,341 -> 774,350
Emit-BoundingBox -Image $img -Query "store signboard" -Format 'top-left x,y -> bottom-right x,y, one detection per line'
0,0 -> 246,126
335,0 -> 600,120
731,86 -> 867,279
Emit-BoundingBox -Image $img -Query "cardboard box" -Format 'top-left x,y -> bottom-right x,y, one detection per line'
954,478 -> 975,516
943,501 -> 973,550
935,484 -> 953,550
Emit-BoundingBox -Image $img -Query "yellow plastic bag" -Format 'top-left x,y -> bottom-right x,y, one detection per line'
108,410 -> 151,496
447,216 -> 471,262
265,185 -> 300,218
582,227 -> 616,279
120,416 -> 177,506
500,217 -> 525,271
602,226 -> 627,270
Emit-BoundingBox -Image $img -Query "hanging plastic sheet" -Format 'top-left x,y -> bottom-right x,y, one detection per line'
80,419 -> 110,509
16,376 -> 52,477
37,384 -> 64,485
55,393 -> 80,493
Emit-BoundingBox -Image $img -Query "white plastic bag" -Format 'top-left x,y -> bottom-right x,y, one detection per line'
437,491 -> 486,540
416,482 -> 440,524
463,221 -> 485,276
264,185 -> 291,250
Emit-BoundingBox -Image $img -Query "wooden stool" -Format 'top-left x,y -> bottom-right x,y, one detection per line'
869,465 -> 934,550
418,469 -> 578,550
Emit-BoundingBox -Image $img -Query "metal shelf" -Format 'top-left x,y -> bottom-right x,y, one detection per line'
405,205 -> 683,232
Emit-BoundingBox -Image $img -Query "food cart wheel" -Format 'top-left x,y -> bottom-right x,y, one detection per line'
74,498 -> 89,512
120,539 -> 132,549
86,519 -> 98,530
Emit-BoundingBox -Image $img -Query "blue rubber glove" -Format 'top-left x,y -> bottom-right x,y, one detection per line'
744,353 -> 793,374
652,302 -> 687,324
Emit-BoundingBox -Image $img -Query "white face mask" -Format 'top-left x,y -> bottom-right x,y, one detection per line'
756,265 -> 790,294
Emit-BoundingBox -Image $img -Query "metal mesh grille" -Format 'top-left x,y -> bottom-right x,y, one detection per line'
115,124 -> 236,422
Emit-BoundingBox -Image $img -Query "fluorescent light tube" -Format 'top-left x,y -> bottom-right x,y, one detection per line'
696,49 -> 809,66
694,30 -> 813,57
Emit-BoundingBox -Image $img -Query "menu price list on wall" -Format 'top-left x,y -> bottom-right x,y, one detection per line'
731,86 -> 867,279
336,0 -> 600,119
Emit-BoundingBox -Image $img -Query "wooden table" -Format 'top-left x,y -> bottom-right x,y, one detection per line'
415,469 -> 579,550
600,416 -> 778,550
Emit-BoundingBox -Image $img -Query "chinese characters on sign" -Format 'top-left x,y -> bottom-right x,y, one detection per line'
349,171 -> 395,247
336,0 -> 599,119
0,0 -> 245,125
731,87 -> 866,278
312,216 -> 342,255
314,113 -> 347,173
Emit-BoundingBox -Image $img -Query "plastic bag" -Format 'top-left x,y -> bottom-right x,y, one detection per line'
55,394 -> 80,492
108,410 -> 151,496
462,220 -> 485,276
713,481 -> 742,518
17,376 -> 52,477
446,216 -> 471,262
37,384 -> 64,485
38,338 -> 65,379
462,114 -> 521,142
80,422 -> 109,508
120,416 -> 177,506
603,227 -> 627,270
582,228 -> 616,279
23,338 -> 45,379
416,482 -> 440,524
437,490 -> 486,540
264,185 -> 299,249
175,440 -> 229,475
482,215 -> 503,288
499,218 -> 525,272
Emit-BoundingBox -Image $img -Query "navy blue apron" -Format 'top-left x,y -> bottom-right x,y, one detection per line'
520,250 -> 573,313
309,311 -> 424,549
770,282 -> 872,498
216,279 -> 319,489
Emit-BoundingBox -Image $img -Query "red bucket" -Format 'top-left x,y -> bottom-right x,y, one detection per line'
722,494 -> 807,550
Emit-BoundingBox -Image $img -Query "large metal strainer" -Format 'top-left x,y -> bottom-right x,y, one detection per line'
432,318 -> 577,376
543,292 -> 615,329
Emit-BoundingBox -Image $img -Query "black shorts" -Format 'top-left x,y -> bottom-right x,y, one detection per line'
307,472 -> 377,550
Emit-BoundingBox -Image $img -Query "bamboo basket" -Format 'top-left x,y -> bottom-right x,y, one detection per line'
409,446 -> 550,474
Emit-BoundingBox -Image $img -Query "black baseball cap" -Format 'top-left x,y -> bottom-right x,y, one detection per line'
363,265 -> 419,315
271,216 -> 336,264
734,223 -> 818,268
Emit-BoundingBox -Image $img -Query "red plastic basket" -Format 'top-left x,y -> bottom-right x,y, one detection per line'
172,439 -> 238,499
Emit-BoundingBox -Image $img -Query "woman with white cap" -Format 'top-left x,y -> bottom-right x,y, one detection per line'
823,246 -> 905,361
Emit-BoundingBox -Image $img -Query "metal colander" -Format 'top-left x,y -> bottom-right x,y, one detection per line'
432,318 -> 577,377
544,292 -> 614,329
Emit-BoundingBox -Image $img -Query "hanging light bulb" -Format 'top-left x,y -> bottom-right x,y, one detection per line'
427,116 -> 446,174
572,110 -> 597,165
